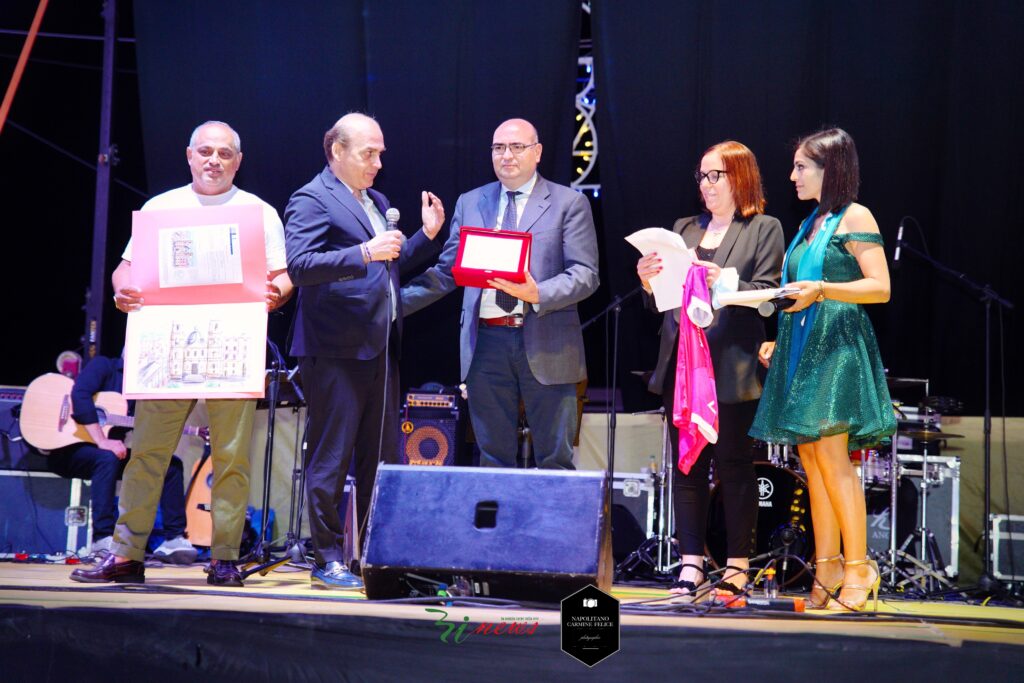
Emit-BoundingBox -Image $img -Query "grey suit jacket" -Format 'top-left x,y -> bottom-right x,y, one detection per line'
648,213 -> 784,404
402,175 -> 599,385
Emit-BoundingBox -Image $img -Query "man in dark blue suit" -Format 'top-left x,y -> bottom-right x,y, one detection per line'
285,113 -> 445,589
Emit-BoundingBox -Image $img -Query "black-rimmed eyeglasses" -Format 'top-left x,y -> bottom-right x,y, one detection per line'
694,169 -> 727,185
490,142 -> 539,156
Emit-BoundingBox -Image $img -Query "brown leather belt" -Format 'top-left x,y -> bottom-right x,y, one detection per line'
480,314 -> 524,328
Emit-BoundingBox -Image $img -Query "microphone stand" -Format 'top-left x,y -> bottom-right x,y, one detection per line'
582,286 -> 645,585
241,339 -> 297,579
896,239 -> 1015,597
581,286 -> 645,484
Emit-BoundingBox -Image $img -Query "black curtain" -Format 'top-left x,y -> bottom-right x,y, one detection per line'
3,2 -> 1020,418
132,0 -> 581,392
594,0 -> 1023,415
362,1 -> 581,390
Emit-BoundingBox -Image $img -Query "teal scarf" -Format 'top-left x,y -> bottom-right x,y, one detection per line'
780,204 -> 849,388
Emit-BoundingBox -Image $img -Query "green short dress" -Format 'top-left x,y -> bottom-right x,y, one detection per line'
749,232 -> 896,450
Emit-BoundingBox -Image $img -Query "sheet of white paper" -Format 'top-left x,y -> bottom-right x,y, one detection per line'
715,286 -> 801,308
460,232 -> 525,271
157,223 -> 244,288
625,227 -> 696,312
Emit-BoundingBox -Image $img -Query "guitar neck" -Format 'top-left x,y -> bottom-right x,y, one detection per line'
103,414 -> 134,429
101,413 -> 206,440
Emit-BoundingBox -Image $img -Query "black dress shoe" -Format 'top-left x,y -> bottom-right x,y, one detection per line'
207,560 -> 244,587
70,553 -> 145,584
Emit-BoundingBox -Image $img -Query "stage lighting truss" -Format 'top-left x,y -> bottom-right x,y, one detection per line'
572,2 -> 599,198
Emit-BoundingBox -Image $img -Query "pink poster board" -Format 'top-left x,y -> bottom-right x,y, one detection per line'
123,204 -> 268,399
130,203 -> 266,304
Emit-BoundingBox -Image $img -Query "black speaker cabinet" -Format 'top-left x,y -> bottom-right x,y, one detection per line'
0,386 -> 49,471
0,469 -> 92,557
362,465 -> 612,602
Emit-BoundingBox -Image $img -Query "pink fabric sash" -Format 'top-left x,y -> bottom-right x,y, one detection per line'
672,265 -> 719,474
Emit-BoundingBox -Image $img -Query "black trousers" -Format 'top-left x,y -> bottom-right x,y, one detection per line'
300,333 -> 400,567
663,367 -> 758,558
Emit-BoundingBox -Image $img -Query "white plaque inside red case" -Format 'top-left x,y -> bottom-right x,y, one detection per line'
452,226 -> 532,289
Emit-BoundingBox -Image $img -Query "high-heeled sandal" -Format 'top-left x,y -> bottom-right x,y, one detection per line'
828,558 -> 880,612
809,554 -> 844,609
713,565 -> 749,596
669,563 -> 706,597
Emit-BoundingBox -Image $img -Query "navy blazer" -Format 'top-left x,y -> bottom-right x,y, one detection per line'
285,166 -> 439,360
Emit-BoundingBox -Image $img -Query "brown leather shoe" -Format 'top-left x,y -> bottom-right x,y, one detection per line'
70,553 -> 145,584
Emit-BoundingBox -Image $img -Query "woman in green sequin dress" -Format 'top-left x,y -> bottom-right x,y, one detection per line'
749,128 -> 895,611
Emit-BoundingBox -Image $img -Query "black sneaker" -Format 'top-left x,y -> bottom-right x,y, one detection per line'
207,560 -> 244,587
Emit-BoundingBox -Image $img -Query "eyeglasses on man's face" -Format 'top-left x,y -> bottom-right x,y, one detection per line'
694,169 -> 727,185
490,142 -> 539,156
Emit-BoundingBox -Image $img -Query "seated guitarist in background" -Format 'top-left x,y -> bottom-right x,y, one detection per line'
47,354 -> 197,564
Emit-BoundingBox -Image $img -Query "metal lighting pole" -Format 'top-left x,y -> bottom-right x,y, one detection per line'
84,0 -> 118,363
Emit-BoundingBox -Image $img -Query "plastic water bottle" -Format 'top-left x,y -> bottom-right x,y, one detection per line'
763,567 -> 778,599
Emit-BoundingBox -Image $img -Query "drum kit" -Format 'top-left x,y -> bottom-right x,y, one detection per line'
618,376 -> 963,595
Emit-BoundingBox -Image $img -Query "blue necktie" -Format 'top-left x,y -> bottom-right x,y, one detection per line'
495,190 -> 521,313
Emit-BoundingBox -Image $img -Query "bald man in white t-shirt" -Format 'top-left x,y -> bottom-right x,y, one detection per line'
72,121 -> 292,588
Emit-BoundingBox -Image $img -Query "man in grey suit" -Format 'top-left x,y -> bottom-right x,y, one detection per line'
403,118 -> 599,469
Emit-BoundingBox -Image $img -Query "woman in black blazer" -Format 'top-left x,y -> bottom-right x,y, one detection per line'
637,141 -> 784,597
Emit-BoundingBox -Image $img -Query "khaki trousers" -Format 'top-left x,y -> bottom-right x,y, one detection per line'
112,398 -> 254,561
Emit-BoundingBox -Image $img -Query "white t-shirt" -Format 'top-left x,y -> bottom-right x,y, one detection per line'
121,184 -> 287,271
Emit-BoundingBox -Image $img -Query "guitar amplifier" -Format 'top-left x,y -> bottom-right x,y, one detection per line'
399,390 -> 467,467
0,386 -> 49,471
0,469 -> 92,558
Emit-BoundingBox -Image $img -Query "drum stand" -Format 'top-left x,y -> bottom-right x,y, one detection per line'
614,407 -> 678,579
875,419 -> 955,593
652,407 -> 678,574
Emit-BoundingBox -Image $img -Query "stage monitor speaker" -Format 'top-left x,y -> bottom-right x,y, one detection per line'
0,386 -> 49,471
362,465 -> 612,602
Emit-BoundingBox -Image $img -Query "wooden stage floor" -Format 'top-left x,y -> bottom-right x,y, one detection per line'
2,560 -> 1023,680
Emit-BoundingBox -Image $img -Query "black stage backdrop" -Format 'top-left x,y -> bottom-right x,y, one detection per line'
133,0 -> 581,392
593,0 -> 1022,415
0,1 -> 1020,415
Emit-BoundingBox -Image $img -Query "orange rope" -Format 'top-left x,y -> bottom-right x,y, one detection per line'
0,0 -> 50,136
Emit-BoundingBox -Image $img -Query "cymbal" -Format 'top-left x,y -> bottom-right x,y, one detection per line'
886,376 -> 929,388
902,428 -> 964,442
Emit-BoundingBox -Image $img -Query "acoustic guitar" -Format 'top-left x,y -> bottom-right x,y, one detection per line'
19,373 -> 207,451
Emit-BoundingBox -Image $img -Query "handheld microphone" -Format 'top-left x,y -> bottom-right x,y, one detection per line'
893,218 -> 904,269
757,296 -> 796,317
384,207 -> 400,271
385,207 -> 400,232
